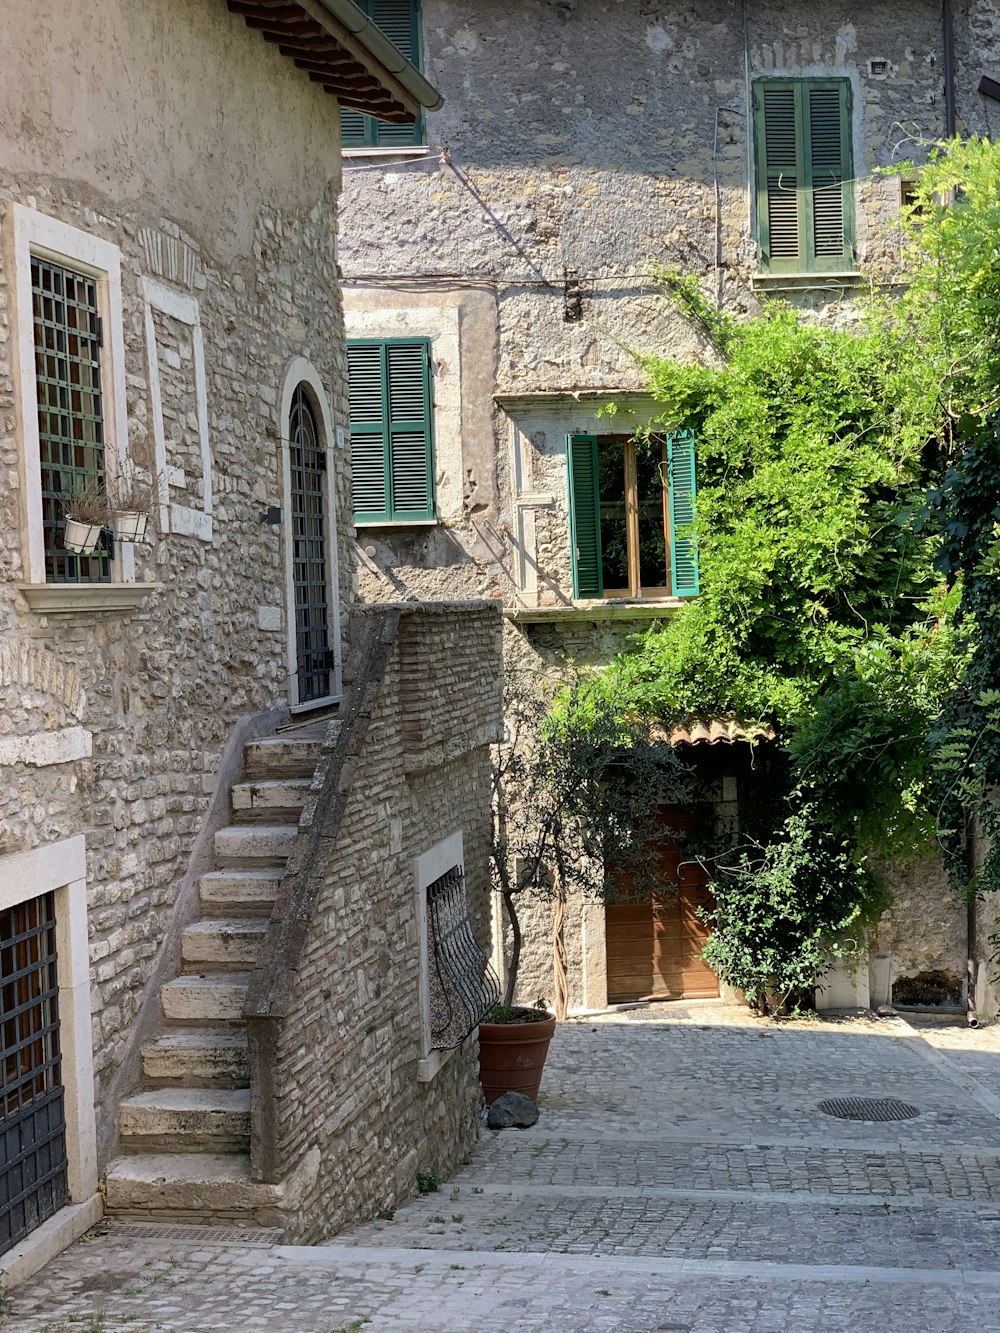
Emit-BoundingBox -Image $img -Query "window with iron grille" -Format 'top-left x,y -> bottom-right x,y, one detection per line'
425,865 -> 500,1052
340,0 -> 425,149
347,339 -> 435,524
0,892 -> 67,1256
31,256 -> 110,584
752,78 -> 855,275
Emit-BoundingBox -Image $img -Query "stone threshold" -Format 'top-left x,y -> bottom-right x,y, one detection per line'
0,1193 -> 103,1290
436,1181 -> 976,1212
283,1241 -> 1000,1290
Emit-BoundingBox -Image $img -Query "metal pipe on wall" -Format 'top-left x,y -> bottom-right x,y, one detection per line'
943,0 -> 957,136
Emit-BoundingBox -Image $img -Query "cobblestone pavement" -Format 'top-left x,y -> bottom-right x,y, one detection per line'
8,1006 -> 1000,1331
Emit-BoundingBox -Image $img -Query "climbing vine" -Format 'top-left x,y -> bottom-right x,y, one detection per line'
559,138 -> 1000,1003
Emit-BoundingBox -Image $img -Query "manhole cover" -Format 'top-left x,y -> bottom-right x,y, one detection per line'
818,1096 -> 919,1122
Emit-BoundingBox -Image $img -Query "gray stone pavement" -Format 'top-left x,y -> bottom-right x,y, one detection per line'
8,1005 -> 1000,1331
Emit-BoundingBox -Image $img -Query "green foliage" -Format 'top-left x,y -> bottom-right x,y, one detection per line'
702,806 -> 889,1014
567,139 -> 1000,991
416,1172 -> 439,1194
584,305 -> 944,746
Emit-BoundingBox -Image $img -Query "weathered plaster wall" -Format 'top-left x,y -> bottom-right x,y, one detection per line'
346,0 -> 961,608
0,0 -> 352,1121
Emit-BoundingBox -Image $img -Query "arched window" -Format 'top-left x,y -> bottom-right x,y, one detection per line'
288,385 -> 331,704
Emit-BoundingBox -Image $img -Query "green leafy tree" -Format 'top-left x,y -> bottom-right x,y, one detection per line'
491,672 -> 689,1013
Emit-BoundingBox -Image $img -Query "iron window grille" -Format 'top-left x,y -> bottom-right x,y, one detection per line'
426,866 -> 500,1051
1,891 -> 67,1256
31,256 -> 111,584
289,384 -> 332,704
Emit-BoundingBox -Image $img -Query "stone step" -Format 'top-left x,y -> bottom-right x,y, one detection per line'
161,973 -> 249,1024
199,867 -> 283,917
141,1028 -> 249,1087
181,918 -> 268,967
243,734 -> 327,780
213,823 -> 297,865
103,1153 -> 288,1227
231,777 -> 311,820
117,1088 -> 250,1152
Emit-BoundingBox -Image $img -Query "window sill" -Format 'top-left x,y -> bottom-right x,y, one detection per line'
355,518 -> 438,529
343,146 -> 431,159
504,599 -> 685,624
417,1047 -> 456,1083
20,583 -> 164,615
751,271 -> 864,292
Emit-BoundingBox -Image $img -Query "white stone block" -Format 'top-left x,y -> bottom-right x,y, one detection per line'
0,726 -> 92,768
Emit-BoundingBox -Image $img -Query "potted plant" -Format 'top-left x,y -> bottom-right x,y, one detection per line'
63,480 -> 109,554
483,670 -> 689,1104
105,461 -> 155,543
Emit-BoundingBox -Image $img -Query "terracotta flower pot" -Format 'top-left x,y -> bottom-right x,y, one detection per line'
478,1010 -> 556,1105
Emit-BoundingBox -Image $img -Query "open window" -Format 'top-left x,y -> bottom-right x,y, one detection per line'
567,431 -> 698,600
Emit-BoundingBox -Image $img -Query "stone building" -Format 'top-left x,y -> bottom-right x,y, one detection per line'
1,0 -> 502,1284
339,0 -> 1000,1017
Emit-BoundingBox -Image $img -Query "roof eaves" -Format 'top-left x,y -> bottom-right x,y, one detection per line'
318,0 -> 444,112
228,0 -> 443,123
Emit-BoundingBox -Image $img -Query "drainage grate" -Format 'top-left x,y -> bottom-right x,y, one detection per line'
108,1222 -> 282,1247
818,1096 -> 919,1122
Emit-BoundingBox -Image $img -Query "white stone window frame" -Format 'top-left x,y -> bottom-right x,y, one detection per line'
414,829 -> 464,1083
0,836 -> 100,1252
278,358 -> 344,712
139,276 -> 213,542
7,204 -> 137,592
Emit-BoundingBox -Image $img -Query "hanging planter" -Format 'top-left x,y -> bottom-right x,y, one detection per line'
63,516 -> 106,555
112,510 -> 149,543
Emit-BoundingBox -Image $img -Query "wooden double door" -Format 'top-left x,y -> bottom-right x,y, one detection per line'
605,812 -> 719,1003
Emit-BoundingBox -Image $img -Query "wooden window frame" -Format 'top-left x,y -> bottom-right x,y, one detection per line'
600,437 -> 672,601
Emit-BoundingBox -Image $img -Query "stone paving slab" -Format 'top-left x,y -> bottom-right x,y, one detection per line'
470,1133 -> 1000,1198
7,1233 -> 1000,1333
338,1180 -> 1000,1267
539,1017 -> 1000,1148
9,1008 -> 1000,1331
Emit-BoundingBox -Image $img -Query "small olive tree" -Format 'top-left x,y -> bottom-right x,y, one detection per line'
491,671 -> 691,1014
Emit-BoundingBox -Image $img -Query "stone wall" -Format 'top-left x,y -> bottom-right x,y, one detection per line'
339,0 -> 995,1015
249,602 -> 502,1241
0,0 -> 353,1120
345,0 -> 973,608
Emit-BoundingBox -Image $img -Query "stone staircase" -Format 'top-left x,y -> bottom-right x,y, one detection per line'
104,723 -> 330,1223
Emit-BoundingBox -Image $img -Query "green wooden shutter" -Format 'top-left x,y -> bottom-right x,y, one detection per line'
756,83 -> 801,270
806,82 -> 854,270
667,429 -> 699,598
348,342 -> 390,523
754,79 -> 853,274
339,0 -> 424,149
567,434 -> 603,599
348,340 -> 434,522
385,341 -> 434,521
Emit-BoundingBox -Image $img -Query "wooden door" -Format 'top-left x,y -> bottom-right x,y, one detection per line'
605,812 -> 719,1003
